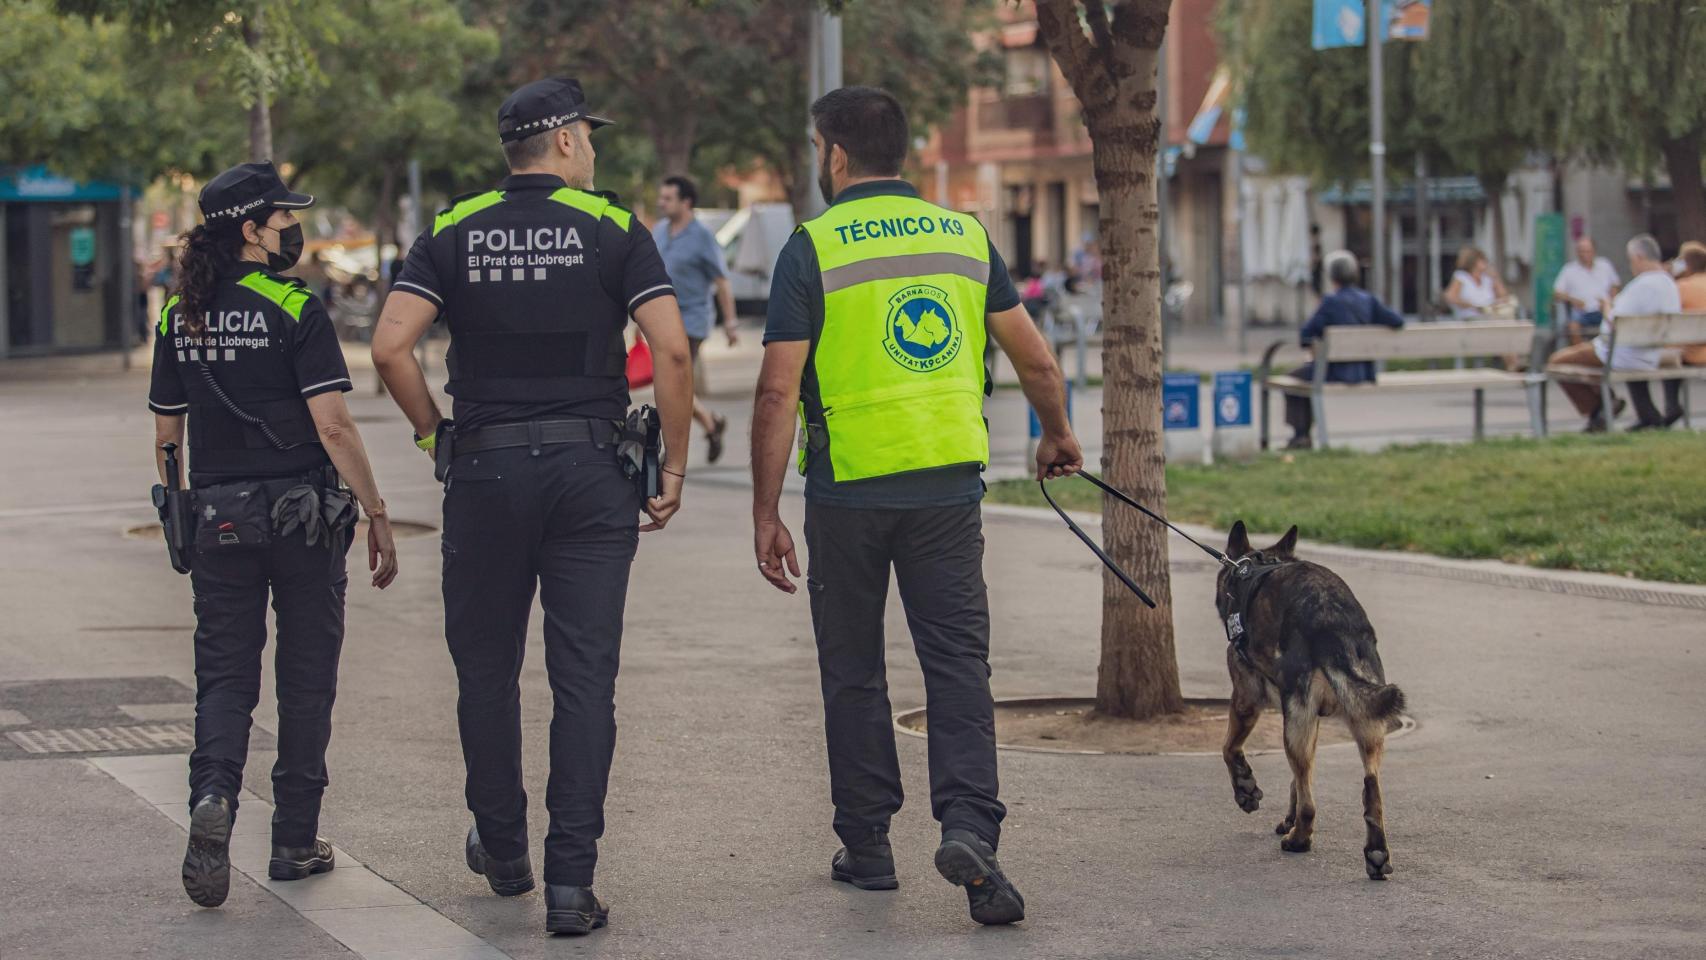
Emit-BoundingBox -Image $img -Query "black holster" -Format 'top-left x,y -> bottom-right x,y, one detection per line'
618,406 -> 661,498
151,484 -> 194,574
433,419 -> 457,484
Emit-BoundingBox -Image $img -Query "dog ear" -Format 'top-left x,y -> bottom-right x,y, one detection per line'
1226,520 -> 1251,558
1270,525 -> 1299,558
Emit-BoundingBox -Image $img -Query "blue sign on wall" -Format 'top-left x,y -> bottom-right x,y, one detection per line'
1162,373 -> 1200,431
1213,371 -> 1253,427
0,166 -> 125,202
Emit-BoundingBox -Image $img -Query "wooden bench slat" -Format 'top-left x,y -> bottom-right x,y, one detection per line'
1265,369 -> 1527,394
1322,321 -> 1534,361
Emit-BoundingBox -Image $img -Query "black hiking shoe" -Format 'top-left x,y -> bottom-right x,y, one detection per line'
465,825 -> 535,896
269,838 -> 335,880
830,831 -> 898,890
182,795 -> 232,908
544,884 -> 608,935
934,829 -> 1025,925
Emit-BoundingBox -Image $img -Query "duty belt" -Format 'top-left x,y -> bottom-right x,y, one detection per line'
454,418 -> 620,455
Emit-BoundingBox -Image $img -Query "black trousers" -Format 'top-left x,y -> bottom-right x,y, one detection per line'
188,495 -> 352,848
442,439 -> 639,887
804,500 -> 1006,850
1284,363 -> 1315,438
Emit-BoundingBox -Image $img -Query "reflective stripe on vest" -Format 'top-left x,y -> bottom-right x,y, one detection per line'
800,194 -> 990,482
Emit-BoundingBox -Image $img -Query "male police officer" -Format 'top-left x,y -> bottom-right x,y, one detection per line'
750,87 -> 1082,926
371,77 -> 693,935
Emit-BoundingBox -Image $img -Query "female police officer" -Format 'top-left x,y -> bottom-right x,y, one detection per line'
147,161 -> 398,908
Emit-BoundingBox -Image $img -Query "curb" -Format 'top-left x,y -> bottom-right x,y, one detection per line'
981,502 -> 1706,610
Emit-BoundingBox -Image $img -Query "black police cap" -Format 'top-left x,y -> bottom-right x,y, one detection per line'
498,77 -> 613,144
199,161 -> 314,223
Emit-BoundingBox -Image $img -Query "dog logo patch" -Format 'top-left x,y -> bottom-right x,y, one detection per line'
1224,612 -> 1244,641
883,285 -> 963,373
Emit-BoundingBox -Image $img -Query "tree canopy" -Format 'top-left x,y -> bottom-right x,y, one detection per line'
1218,0 -> 1706,246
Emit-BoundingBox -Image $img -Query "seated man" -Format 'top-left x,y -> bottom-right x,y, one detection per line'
1285,250 -> 1404,449
1552,235 -> 1620,344
1547,233 -> 1680,431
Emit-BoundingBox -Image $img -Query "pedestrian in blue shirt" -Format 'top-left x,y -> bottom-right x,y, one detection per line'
654,175 -> 740,462
1286,250 -> 1404,448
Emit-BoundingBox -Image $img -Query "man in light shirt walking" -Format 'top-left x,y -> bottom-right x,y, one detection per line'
654,175 -> 740,462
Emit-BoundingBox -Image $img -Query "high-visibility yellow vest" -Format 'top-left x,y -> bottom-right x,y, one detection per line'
798,192 -> 991,482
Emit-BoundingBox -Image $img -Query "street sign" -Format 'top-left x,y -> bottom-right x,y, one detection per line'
1162,373 -> 1199,431
1213,371 -> 1253,427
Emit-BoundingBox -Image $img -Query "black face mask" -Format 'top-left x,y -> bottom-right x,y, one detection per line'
262,223 -> 305,271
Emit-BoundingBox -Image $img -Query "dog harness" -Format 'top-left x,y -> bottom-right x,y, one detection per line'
1217,552 -> 1292,662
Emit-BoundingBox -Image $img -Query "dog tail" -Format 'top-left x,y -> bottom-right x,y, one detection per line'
1325,662 -> 1406,724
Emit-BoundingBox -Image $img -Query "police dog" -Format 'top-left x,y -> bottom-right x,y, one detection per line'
1217,521 -> 1406,880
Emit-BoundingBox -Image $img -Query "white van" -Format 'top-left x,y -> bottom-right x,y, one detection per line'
697,203 -> 796,316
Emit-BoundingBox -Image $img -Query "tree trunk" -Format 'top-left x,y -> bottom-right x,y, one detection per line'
374,165 -> 398,294
650,115 -> 699,178
1663,131 -> 1706,247
1481,173 -> 1508,284
242,14 -> 273,161
1036,0 -> 1183,720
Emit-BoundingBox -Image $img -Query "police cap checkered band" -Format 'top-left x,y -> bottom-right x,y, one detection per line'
199,161 -> 314,222
497,77 -> 614,144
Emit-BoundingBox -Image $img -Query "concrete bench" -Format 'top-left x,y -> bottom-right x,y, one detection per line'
1542,312 -> 1706,433
1257,321 -> 1539,449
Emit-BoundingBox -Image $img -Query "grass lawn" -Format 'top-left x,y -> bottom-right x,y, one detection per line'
987,431 -> 1706,584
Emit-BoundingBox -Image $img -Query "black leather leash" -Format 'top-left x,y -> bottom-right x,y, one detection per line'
1038,470 -> 1243,609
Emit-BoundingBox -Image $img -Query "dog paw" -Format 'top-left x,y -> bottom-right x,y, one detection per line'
1274,818 -> 1294,836
1233,779 -> 1263,813
1364,847 -> 1393,880
1279,834 -> 1311,853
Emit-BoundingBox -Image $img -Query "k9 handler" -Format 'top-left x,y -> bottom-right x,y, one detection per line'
371,77 -> 693,935
750,87 -> 1082,926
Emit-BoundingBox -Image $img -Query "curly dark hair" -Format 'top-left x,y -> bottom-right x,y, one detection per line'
171,211 -> 268,336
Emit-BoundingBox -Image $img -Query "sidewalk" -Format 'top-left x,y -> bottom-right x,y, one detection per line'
2,328 -> 1702,959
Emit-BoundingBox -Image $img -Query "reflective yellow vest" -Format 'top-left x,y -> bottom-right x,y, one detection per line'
799,192 -> 991,482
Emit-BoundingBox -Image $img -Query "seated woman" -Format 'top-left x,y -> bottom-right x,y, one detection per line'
1642,240 -> 1706,427
1443,246 -> 1511,320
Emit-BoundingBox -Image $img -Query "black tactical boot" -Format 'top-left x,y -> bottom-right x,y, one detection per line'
934,829 -> 1025,925
544,884 -> 609,935
465,825 -> 535,896
830,829 -> 898,890
182,795 -> 232,908
269,838 -> 335,880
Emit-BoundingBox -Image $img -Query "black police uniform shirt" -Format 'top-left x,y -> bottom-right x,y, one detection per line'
392,173 -> 675,430
762,179 -> 1022,509
147,263 -> 352,487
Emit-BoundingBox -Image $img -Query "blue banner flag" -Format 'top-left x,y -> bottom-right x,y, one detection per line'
1313,0 -> 1366,49
1313,0 -> 1430,50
